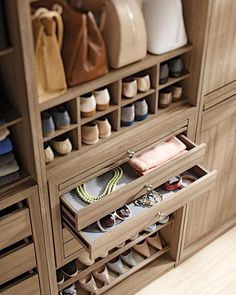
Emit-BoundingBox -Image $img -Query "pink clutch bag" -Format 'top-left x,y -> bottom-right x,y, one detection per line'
128,136 -> 186,175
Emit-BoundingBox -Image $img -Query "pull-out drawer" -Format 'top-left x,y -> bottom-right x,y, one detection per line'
0,274 -> 40,295
61,135 -> 206,231
0,243 -> 36,284
63,165 -> 217,260
0,207 -> 32,249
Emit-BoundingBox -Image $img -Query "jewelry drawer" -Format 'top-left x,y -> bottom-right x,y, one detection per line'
63,165 -> 217,260
0,242 -> 36,284
0,206 -> 32,250
60,135 -> 206,231
0,274 -> 40,295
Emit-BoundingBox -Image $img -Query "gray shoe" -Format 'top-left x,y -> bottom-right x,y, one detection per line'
0,171 -> 20,186
144,223 -> 157,232
0,152 -> 15,166
0,159 -> 19,177
120,249 -> 136,267
51,106 -> 71,130
62,283 -> 77,295
41,112 -> 55,137
159,63 -> 169,84
134,99 -> 148,121
168,57 -> 184,77
121,104 -> 135,127
106,257 -> 125,274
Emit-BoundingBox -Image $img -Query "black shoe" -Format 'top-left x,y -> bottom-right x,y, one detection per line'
159,63 -> 169,84
61,260 -> 78,278
168,57 -> 184,78
56,269 -> 64,285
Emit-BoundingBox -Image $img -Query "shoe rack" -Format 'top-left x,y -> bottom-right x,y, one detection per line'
1,0 -> 220,295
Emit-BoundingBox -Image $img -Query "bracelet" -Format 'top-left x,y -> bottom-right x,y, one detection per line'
76,167 -> 123,204
181,174 -> 197,187
164,175 -> 182,191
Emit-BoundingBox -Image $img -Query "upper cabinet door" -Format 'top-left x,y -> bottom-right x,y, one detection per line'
202,0 -> 236,99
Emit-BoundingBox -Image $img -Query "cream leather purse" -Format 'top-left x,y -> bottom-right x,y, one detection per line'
32,8 -> 67,102
100,0 -> 147,69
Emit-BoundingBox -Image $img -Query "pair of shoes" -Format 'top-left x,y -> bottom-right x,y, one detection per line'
81,117 -> 111,145
133,233 -> 163,257
159,84 -> 183,108
121,99 -> 148,126
122,74 -> 151,98
41,106 -> 71,137
159,57 -> 184,84
44,135 -> 72,163
106,249 -> 136,274
56,260 -> 78,285
60,283 -> 77,295
80,88 -> 110,117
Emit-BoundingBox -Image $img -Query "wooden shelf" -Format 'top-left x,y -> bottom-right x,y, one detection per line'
81,105 -> 118,125
0,109 -> 22,130
0,47 -> 14,58
43,124 -> 78,142
157,98 -> 191,115
158,72 -> 190,90
121,89 -> 156,107
39,45 -> 193,112
58,217 -> 174,291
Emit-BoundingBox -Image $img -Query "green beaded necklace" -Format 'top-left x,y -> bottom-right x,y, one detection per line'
76,167 -> 123,204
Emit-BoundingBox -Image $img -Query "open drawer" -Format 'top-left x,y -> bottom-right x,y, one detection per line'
61,135 -> 206,231
63,165 -> 217,260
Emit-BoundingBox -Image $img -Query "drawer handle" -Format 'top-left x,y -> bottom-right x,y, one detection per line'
145,183 -> 153,192
127,149 -> 135,158
157,211 -> 166,219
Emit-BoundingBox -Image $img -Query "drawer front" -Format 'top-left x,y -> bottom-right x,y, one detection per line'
63,165 -> 217,260
0,243 -> 36,284
0,274 -> 40,295
0,208 -> 32,249
61,135 -> 206,231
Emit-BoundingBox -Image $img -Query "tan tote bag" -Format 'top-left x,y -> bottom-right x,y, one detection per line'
32,8 -> 67,102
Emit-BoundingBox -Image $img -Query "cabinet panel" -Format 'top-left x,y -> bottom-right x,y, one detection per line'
202,0 -> 236,98
184,98 -> 236,247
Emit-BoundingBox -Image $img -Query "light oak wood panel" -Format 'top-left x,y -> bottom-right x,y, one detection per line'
0,208 -> 32,249
0,243 -> 36,284
202,0 -> 236,98
0,274 -> 40,295
184,98 -> 236,248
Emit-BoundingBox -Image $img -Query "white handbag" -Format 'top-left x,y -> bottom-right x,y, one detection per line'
143,0 -> 188,55
100,0 -> 147,69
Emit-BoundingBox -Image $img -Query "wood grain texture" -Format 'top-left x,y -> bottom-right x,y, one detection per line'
0,208 -> 32,249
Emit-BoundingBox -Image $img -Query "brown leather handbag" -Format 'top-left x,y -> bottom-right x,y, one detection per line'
33,0 -> 108,87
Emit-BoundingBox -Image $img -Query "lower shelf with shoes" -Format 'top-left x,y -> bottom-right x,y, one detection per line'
57,213 -> 176,294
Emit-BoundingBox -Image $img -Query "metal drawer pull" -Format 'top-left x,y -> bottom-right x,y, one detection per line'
145,183 -> 153,192
157,211 -> 166,219
127,149 -> 135,158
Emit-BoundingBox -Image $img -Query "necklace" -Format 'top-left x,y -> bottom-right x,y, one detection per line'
76,167 -> 123,204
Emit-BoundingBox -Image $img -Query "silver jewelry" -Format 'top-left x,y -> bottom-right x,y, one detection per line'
134,190 -> 162,208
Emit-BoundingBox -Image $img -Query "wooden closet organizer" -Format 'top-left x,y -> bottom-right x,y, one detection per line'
0,0 -> 235,294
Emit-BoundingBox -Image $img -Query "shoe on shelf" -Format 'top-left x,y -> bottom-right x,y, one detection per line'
120,249 -> 136,267
106,257 -> 125,274
168,57 -> 184,78
93,88 -> 110,111
171,84 -> 183,101
133,239 -> 151,258
122,78 -> 138,98
0,159 -> 19,178
134,74 -> 151,92
44,142 -> 54,164
81,122 -> 99,145
121,104 -> 135,126
80,93 -> 96,117
144,223 -> 156,232
0,152 -> 14,166
159,63 -> 169,84
158,215 -> 170,224
56,269 -> 64,285
51,134 -> 72,155
61,283 -> 77,295
50,106 -> 71,130
77,249 -> 95,266
61,260 -> 78,278
147,232 -> 163,250
41,111 -> 55,137
159,88 -> 173,108
96,117 -> 111,138
78,274 -> 98,293
0,127 -> 10,141
134,98 -> 148,121
0,137 -> 13,156
100,251 -> 109,258
92,265 -> 110,285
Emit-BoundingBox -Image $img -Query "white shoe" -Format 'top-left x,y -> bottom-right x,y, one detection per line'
62,283 -> 77,295
93,88 -> 110,111
80,93 -> 96,117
